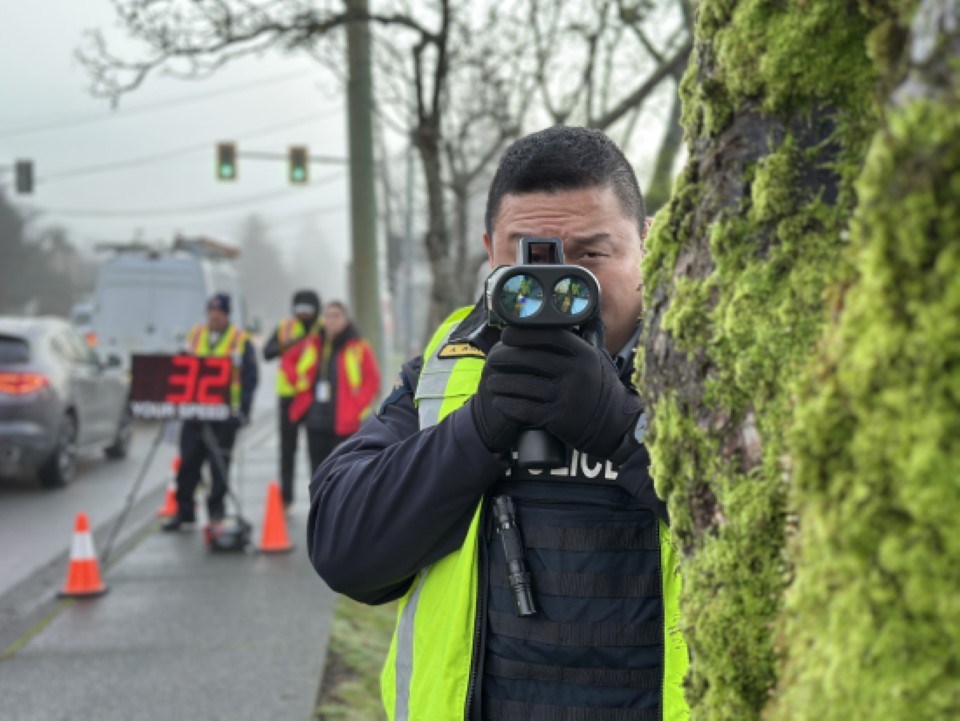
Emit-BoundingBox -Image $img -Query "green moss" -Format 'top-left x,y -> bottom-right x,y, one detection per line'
719,2 -> 875,119
683,1 -> 876,137
661,277 -> 715,352
771,93 -> 960,721
647,396 -> 710,538
643,164 -> 697,299
751,143 -> 798,223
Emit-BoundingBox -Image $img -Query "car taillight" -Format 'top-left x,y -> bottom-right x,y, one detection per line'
0,372 -> 50,395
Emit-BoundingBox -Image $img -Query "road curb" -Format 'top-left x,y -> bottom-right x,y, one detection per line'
0,479 -> 166,656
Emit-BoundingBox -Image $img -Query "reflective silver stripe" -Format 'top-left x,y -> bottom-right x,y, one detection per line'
418,397 -> 444,429
415,322 -> 462,428
415,367 -> 453,398
395,566 -> 430,721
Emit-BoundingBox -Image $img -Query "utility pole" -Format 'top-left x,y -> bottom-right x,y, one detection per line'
345,0 -> 384,369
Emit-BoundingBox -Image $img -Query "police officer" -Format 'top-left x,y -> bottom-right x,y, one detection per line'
263,290 -> 322,507
163,293 -> 258,531
308,126 -> 689,721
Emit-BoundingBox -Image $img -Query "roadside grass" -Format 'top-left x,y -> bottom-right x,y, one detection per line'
315,596 -> 397,720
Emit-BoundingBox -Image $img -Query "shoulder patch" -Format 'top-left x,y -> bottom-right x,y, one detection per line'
437,341 -> 486,360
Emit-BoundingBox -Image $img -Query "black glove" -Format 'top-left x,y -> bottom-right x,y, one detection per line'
484,326 -> 642,459
471,354 -> 523,453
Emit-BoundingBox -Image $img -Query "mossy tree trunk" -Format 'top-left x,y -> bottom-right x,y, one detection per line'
643,1 -> 960,719
641,1 -> 878,718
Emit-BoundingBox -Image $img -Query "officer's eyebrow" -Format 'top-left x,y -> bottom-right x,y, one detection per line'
568,233 -> 613,247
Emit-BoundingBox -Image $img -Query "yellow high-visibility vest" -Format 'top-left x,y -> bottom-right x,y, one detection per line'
186,324 -> 247,410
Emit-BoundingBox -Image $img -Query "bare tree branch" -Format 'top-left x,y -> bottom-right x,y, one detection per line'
588,39 -> 691,130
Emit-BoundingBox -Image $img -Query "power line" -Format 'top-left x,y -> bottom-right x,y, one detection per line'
38,109 -> 343,184
193,203 -> 351,232
20,171 -> 346,218
0,68 -> 321,140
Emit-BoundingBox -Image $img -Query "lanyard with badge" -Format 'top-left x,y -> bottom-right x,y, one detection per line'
315,339 -> 333,403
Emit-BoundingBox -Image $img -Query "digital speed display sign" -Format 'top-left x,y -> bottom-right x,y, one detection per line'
130,354 -> 232,421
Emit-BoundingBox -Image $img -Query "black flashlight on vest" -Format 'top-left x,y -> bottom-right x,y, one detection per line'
492,495 -> 537,617
485,237 -> 602,468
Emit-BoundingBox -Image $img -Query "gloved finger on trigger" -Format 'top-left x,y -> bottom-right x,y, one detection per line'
486,374 -> 557,403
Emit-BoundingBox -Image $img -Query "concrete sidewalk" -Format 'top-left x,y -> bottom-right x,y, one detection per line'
0,415 -> 337,721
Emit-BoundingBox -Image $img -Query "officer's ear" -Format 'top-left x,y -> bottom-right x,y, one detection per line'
483,232 -> 495,269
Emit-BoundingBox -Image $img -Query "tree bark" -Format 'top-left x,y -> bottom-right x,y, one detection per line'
771,1 -> 960,719
641,2 -> 880,719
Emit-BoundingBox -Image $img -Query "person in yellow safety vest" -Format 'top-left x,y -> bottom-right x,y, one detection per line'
263,290 -> 322,508
306,126 -> 689,721
163,293 -> 258,532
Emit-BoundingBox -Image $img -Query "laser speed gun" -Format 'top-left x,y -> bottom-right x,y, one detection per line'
484,237 -> 602,467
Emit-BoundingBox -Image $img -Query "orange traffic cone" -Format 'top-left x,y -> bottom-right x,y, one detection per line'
156,457 -> 181,518
59,513 -> 108,598
258,481 -> 293,554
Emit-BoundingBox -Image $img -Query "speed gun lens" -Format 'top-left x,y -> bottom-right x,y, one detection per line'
499,274 -> 544,319
552,277 -> 591,317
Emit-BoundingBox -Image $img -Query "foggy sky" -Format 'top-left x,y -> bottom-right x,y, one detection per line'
0,0 -> 352,301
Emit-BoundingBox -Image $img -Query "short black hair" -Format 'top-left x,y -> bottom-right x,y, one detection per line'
484,125 -> 645,238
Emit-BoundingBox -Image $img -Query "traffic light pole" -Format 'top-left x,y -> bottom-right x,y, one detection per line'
345,0 -> 385,375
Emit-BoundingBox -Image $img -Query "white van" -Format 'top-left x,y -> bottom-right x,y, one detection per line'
91,238 -> 248,364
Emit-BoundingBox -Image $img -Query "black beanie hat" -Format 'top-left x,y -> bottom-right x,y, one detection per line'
207,292 -> 231,315
292,289 -> 321,315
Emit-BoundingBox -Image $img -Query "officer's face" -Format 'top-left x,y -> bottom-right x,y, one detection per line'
484,186 -> 645,354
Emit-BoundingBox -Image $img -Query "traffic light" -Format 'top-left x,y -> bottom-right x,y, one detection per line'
15,160 -> 33,194
216,142 -> 237,181
288,146 -> 308,184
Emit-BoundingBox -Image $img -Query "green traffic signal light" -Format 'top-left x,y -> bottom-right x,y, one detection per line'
288,146 -> 308,184
216,142 -> 237,181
